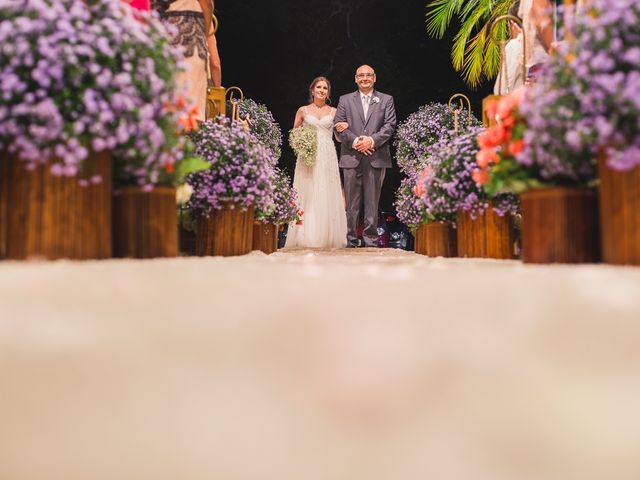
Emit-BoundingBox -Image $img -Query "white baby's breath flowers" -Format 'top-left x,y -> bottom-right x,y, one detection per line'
288,126 -> 317,167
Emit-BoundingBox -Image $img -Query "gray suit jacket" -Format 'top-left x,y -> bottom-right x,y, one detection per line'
334,90 -> 397,169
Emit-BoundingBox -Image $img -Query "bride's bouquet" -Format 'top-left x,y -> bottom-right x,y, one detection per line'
288,126 -> 317,167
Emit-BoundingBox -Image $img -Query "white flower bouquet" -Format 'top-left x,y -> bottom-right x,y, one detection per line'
288,126 -> 317,167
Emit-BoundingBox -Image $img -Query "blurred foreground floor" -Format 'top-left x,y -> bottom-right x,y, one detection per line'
1,249 -> 640,480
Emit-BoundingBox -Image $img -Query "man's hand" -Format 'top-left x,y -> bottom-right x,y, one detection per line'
354,136 -> 375,156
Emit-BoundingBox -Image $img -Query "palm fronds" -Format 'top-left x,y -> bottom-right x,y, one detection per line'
425,0 -> 514,88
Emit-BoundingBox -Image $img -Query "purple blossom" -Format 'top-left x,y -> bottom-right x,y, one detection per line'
236,99 -> 283,160
418,129 -> 518,221
187,119 -> 277,215
519,0 -> 640,175
394,103 -> 481,175
256,167 -> 300,225
0,0 -> 187,185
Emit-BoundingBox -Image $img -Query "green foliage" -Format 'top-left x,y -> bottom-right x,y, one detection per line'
173,156 -> 211,186
425,0 -> 513,88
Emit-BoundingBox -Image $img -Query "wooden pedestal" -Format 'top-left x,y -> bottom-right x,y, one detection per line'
457,207 -> 514,259
196,204 -> 254,256
252,221 -> 278,254
521,187 -> 600,263
414,221 -> 457,257
1,151 -> 111,260
112,186 -> 178,258
598,153 -> 640,265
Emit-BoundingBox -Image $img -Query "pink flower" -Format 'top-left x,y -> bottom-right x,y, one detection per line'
126,0 -> 150,11
472,169 -> 489,185
477,131 -> 495,150
507,139 -> 525,156
476,148 -> 498,168
486,124 -> 510,146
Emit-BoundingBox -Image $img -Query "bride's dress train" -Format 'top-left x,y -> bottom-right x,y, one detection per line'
285,110 -> 347,248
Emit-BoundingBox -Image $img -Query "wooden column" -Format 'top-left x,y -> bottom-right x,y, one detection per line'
196,204 -> 254,256
521,187 -> 600,263
1,151 -> 111,260
112,186 -> 178,258
598,153 -> 640,265
457,207 -> 514,259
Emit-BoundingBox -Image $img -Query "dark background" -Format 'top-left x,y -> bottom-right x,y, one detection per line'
216,0 -> 492,210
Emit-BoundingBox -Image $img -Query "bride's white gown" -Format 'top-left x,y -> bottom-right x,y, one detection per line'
285,108 -> 347,248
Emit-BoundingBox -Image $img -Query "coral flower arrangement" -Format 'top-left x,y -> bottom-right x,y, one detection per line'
475,0 -> 640,193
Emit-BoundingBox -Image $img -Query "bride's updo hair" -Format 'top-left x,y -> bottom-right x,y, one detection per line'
309,76 -> 332,104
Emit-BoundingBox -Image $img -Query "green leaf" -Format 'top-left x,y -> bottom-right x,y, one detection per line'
175,157 -> 211,185
425,0 -> 467,39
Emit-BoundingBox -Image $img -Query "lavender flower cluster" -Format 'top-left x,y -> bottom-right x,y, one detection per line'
519,0 -> 640,176
186,118 -> 276,215
419,129 -> 518,220
256,167 -> 299,225
394,102 -> 481,175
0,0 -> 185,186
394,173 -> 428,230
393,103 -> 481,227
571,0 -> 640,171
237,99 -> 283,160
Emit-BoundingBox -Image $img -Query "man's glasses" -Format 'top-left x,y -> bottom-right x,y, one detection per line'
356,73 -> 375,78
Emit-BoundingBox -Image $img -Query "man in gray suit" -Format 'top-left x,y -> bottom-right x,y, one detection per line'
334,65 -> 397,248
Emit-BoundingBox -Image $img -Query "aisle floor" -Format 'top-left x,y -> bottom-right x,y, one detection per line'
1,249 -> 639,480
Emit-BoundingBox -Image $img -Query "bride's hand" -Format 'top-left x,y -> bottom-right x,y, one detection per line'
334,122 -> 349,133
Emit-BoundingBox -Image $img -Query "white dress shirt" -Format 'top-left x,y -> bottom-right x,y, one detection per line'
352,90 -> 375,150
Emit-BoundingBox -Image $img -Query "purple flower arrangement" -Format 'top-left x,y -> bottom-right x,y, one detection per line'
394,173 -> 429,230
236,99 -> 283,160
568,0 -> 640,171
186,118 -> 276,215
256,167 -> 300,225
418,129 -> 518,220
393,102 -> 481,227
0,0 -> 189,187
394,102 -> 481,175
518,0 -> 640,177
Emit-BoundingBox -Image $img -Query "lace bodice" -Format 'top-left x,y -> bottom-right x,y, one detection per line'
303,111 -> 335,139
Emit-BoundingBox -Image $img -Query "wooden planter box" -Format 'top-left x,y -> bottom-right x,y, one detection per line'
414,221 -> 457,257
1,151 -> 111,260
598,153 -> 640,265
196,204 -> 254,256
521,187 -> 600,264
457,207 -> 514,259
112,186 -> 178,258
252,221 -> 278,254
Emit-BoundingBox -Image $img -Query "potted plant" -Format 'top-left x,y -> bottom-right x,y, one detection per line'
187,118 -> 276,256
112,96 -> 210,259
419,128 -> 518,258
394,103 -> 480,256
475,80 -> 601,264
236,98 -> 283,160
0,0 -> 120,259
253,168 -> 300,254
0,0 -> 192,260
572,0 -> 640,265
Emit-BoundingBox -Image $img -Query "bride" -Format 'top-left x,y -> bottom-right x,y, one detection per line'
285,77 -> 348,248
